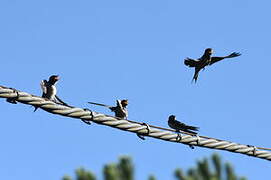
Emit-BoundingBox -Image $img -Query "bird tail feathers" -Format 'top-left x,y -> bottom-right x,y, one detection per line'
183,129 -> 198,135
192,72 -> 199,83
186,125 -> 199,131
54,96 -> 72,107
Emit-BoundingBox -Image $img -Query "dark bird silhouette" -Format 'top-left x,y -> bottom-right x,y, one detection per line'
88,99 -> 128,119
34,75 -> 69,112
168,115 -> 199,134
184,48 -> 241,83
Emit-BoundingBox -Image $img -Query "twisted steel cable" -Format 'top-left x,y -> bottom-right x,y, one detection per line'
0,85 -> 271,161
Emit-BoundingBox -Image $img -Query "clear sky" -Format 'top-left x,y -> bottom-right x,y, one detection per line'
0,0 -> 270,179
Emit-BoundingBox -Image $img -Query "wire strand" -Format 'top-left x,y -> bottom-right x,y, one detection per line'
1,85 -> 271,160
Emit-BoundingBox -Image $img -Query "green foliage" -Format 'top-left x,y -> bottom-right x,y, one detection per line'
174,153 -> 246,180
103,163 -> 119,180
212,153 -> 222,179
103,156 -> 134,180
148,175 -> 156,180
197,158 -> 211,180
75,168 -> 96,180
63,167 -> 96,180
62,175 -> 72,180
118,156 -> 134,180
175,168 -> 186,180
62,153 -> 247,180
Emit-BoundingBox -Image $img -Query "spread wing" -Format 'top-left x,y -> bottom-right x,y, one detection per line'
40,80 -> 47,94
209,52 -> 241,65
184,58 -> 199,67
226,52 -> 241,58
109,106 -> 117,112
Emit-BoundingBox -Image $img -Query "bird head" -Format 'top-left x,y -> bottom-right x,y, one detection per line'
121,99 -> 128,107
48,75 -> 60,84
204,48 -> 213,56
168,115 -> 176,121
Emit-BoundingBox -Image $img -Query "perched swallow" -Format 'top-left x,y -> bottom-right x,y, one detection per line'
184,48 -> 241,82
34,75 -> 69,112
88,99 -> 128,119
168,115 -> 199,134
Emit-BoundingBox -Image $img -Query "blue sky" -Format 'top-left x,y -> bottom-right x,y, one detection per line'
0,0 -> 270,179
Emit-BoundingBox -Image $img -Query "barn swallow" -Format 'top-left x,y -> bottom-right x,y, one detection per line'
88,99 -> 128,119
168,115 -> 199,134
184,48 -> 241,83
34,75 -> 69,112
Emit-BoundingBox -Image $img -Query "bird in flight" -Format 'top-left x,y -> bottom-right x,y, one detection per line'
168,115 -> 199,134
88,99 -> 128,119
34,75 -> 69,112
184,48 -> 241,83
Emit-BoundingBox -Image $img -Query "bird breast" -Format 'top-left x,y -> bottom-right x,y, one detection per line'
168,120 -> 176,129
51,85 -> 57,96
46,85 -> 57,100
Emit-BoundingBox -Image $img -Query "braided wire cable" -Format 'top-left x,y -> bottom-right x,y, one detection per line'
0,85 -> 271,161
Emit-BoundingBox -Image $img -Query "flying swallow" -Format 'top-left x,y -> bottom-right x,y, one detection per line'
88,99 -> 128,119
34,75 -> 69,112
184,48 -> 241,83
168,115 -> 199,134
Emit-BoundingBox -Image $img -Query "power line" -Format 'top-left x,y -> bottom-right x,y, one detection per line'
0,85 -> 271,161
